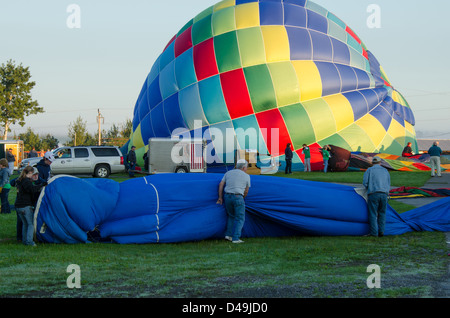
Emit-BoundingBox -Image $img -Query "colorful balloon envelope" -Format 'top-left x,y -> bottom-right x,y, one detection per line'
128,0 -> 417,170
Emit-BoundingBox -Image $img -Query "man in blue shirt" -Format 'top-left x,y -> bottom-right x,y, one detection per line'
363,156 -> 391,237
428,141 -> 442,177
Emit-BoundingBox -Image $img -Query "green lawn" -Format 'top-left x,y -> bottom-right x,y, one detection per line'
0,171 -> 447,298
270,170 -> 431,188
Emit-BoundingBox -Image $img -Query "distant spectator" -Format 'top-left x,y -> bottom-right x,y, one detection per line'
128,146 -> 137,177
320,145 -> 331,173
0,158 -> 12,214
301,144 -> 311,172
284,143 -> 293,174
428,141 -> 442,177
402,142 -> 413,157
143,151 -> 149,172
28,148 -> 38,158
6,148 -> 15,174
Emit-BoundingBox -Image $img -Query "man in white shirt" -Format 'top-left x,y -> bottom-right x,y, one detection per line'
217,159 -> 250,243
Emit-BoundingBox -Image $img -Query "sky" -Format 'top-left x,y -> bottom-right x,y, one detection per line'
1,0 -> 449,143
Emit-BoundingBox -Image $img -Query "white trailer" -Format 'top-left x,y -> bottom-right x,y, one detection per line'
148,137 -> 206,174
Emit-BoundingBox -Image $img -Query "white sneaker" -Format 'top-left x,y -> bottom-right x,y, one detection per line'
232,239 -> 244,244
225,236 -> 232,241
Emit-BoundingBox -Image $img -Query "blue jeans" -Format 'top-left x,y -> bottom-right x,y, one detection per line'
323,160 -> 329,173
285,159 -> 292,174
1,188 -> 11,214
367,192 -> 388,236
129,162 -> 136,177
224,193 -> 246,241
16,206 -> 36,246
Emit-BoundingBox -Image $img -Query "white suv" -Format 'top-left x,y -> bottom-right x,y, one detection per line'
20,146 -> 125,178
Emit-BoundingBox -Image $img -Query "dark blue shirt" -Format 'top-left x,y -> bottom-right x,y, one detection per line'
36,159 -> 51,185
428,145 -> 442,157
285,147 -> 293,160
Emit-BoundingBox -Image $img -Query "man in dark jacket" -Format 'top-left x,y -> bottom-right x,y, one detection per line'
36,151 -> 55,185
128,146 -> 137,177
284,143 -> 293,174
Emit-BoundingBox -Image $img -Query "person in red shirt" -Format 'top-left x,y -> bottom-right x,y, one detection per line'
402,142 -> 413,157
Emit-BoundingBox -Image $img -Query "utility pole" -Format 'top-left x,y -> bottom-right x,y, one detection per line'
97,109 -> 104,146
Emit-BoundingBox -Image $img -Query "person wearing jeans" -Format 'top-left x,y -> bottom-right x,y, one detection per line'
14,166 -> 46,246
366,192 -> 388,237
128,146 -> 137,177
224,193 -> 246,242
216,159 -> 251,243
363,156 -> 391,237
284,143 -> 293,174
0,158 -> 12,214
321,145 -> 331,173
16,206 -> 35,246
301,144 -> 311,172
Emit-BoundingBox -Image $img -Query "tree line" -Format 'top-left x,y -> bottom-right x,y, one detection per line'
16,117 -> 132,152
1,59 -> 132,150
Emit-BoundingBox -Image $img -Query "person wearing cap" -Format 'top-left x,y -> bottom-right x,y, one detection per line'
35,151 -> 55,185
320,145 -> 331,173
14,166 -> 47,246
301,144 -> 311,172
0,158 -> 12,214
217,159 -> 251,243
428,141 -> 442,177
363,156 -> 391,237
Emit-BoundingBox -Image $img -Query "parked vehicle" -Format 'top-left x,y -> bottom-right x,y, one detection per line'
148,138 -> 206,174
19,146 -> 125,178
0,140 -> 24,172
18,155 -> 43,172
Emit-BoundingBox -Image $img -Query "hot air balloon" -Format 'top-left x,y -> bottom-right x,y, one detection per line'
126,0 -> 417,172
34,174 -> 450,244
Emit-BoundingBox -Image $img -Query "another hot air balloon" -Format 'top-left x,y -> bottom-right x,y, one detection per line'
126,0 -> 417,172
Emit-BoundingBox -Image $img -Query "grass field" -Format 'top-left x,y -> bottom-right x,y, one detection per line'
0,170 -> 447,299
